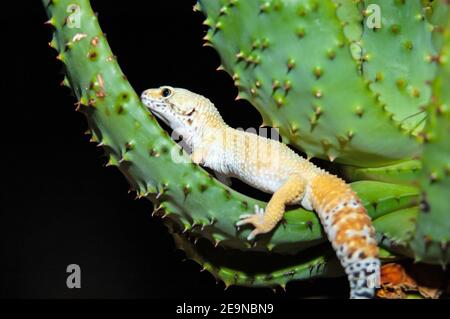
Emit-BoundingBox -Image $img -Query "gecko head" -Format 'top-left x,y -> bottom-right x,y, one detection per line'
141,86 -> 225,133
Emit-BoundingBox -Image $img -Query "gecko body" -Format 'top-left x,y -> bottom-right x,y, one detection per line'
141,86 -> 380,299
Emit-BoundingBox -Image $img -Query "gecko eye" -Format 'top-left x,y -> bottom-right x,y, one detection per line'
161,88 -> 172,98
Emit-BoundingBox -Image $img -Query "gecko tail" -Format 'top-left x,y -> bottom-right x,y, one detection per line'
348,256 -> 380,299
309,174 -> 381,299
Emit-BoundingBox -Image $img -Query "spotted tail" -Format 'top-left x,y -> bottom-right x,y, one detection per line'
309,174 -> 380,299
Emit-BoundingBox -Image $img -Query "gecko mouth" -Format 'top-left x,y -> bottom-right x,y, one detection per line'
141,95 -> 169,114
141,98 -> 179,131
184,107 -> 196,116
147,107 -> 172,127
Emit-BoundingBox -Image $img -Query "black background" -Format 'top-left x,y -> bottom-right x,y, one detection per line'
1,0 -> 350,299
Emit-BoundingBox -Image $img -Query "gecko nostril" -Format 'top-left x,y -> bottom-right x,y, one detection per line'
141,92 -> 151,103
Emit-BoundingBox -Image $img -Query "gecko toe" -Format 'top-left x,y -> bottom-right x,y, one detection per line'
236,219 -> 249,227
247,228 -> 265,241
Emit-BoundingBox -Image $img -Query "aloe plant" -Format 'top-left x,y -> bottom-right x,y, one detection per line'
42,0 -> 449,294
197,0 -> 449,267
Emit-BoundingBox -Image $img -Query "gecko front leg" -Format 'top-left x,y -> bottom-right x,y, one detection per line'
237,176 -> 305,240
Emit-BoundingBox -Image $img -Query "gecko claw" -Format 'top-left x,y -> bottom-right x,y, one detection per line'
238,214 -> 254,219
235,220 -> 248,227
247,229 -> 264,241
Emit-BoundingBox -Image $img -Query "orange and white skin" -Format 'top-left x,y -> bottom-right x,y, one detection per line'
141,86 -> 380,299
